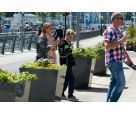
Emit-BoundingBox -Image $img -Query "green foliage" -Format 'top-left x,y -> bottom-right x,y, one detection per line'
73,42 -> 105,59
93,42 -> 105,59
126,24 -> 136,39
0,13 -> 5,17
94,42 -> 105,52
0,69 -> 37,83
133,38 -> 136,45
21,60 -> 66,70
73,48 -> 99,59
126,39 -> 134,46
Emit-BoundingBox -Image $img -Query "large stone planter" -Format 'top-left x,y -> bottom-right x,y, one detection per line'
0,82 -> 16,102
19,68 -> 66,102
133,45 -> 136,52
73,57 -> 96,89
93,51 -> 106,75
0,80 -> 31,102
15,80 -> 31,102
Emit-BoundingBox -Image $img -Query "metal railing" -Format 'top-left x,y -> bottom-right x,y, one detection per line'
0,32 -> 38,54
0,30 -> 100,55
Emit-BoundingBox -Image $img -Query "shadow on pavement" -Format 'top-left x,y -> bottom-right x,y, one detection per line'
123,67 -> 129,69
95,74 -> 111,77
76,87 -> 108,93
76,86 -> 129,93
124,86 -> 129,89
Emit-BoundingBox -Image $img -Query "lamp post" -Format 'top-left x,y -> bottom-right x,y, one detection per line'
100,15 -> 104,36
76,12 -> 80,48
62,12 -> 70,37
131,17 -> 134,26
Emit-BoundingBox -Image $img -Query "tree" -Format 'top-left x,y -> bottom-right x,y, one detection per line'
4,12 -> 15,17
34,12 -> 48,23
0,12 -> 5,19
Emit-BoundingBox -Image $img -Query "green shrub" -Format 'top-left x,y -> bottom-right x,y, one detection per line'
73,47 -> 100,59
0,69 -> 37,83
73,42 -> 105,60
133,38 -> 136,46
126,24 -> 136,39
94,42 -> 105,52
21,59 -> 66,70
126,39 -> 134,46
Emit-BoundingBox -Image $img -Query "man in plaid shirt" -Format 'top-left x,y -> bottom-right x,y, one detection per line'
103,12 -> 133,102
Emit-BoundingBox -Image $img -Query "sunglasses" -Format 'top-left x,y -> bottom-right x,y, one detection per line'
117,17 -> 123,20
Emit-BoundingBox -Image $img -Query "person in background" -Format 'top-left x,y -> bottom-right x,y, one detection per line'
103,12 -> 134,102
54,25 -> 64,41
0,24 -> 2,33
36,22 -> 60,63
36,25 -> 42,36
58,29 -> 78,101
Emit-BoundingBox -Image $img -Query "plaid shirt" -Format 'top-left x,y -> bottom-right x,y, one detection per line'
103,25 -> 126,64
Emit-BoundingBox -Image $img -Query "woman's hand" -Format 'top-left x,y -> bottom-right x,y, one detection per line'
51,38 -> 60,51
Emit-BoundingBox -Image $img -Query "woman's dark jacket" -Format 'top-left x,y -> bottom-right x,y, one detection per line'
36,36 -> 50,60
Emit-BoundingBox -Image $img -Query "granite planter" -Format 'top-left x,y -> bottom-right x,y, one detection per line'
0,80 -> 31,102
0,82 -> 16,102
73,57 -> 96,89
15,79 -> 31,102
93,51 -> 106,75
133,45 -> 136,52
19,68 -> 66,102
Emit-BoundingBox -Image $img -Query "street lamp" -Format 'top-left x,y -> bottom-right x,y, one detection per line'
62,12 -> 69,37
131,17 -> 134,27
100,16 -> 104,36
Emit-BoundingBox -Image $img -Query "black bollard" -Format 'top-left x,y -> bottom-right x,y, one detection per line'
20,34 -> 25,52
1,37 -> 6,54
11,35 -> 16,53
27,35 -> 33,50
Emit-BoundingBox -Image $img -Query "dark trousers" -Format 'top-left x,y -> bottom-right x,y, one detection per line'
62,66 -> 75,97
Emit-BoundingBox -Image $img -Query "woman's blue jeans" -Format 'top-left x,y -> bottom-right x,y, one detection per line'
107,62 -> 126,102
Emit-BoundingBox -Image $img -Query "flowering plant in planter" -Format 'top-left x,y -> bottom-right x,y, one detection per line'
20,59 -> 66,102
133,38 -> 136,52
73,47 -> 100,59
21,59 -> 66,70
126,24 -> 136,39
0,69 -> 37,83
0,69 -> 37,101
94,42 -> 105,52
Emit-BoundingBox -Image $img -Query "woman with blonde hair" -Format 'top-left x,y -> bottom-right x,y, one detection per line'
36,22 -> 60,63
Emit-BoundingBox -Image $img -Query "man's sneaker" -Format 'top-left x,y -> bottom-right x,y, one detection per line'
68,96 -> 79,102
61,95 -> 67,100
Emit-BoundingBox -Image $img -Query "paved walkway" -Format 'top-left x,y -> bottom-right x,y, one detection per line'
1,35 -> 136,102
62,51 -> 136,102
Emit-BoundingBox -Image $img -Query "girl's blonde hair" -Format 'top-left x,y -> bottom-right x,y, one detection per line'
66,29 -> 74,36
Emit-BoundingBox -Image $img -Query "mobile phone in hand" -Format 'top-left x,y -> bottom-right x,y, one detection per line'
46,45 -> 52,48
126,63 -> 136,70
